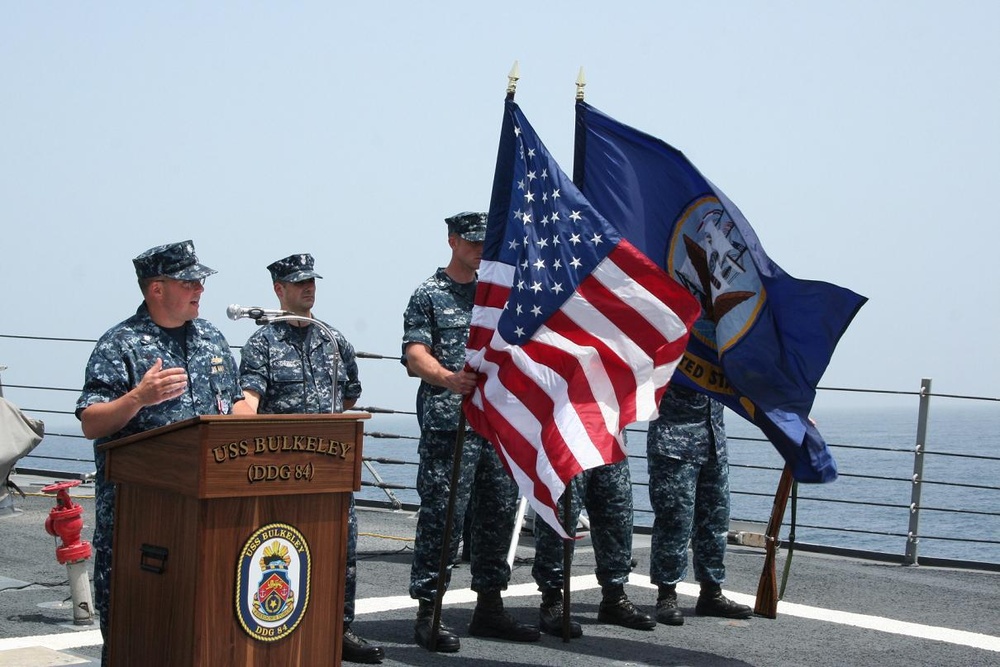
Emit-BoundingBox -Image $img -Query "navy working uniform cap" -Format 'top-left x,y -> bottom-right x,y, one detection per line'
445,211 -> 487,242
133,240 -> 217,281
268,253 -> 324,283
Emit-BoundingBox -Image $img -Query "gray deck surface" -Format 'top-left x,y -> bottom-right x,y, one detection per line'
2,477 -> 998,666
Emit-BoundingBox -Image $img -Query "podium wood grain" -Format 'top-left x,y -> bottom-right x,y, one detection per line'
100,414 -> 366,666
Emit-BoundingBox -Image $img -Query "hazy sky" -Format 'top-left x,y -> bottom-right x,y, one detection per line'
2,1 -> 998,423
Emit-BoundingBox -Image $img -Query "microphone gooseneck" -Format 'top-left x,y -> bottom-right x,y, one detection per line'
227,304 -> 290,321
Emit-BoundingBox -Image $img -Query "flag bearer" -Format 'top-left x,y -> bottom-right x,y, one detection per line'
402,212 -> 540,653
646,384 -> 753,624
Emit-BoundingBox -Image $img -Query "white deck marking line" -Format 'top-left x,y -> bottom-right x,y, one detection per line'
629,576 -> 1000,653
0,629 -> 103,652
357,574 -> 1000,653
4,574 -> 997,654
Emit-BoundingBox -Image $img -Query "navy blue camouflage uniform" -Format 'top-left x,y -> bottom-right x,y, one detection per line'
76,293 -> 241,648
239,320 -> 360,414
532,454 -> 635,593
238,316 -> 363,625
645,383 -> 730,586
403,268 -> 519,601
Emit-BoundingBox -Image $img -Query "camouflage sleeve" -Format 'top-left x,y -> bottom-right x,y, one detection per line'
402,288 -> 434,352
337,332 -> 362,402
75,337 -> 133,417
238,330 -> 271,398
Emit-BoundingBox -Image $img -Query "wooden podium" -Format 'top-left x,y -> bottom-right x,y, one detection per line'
99,413 -> 368,667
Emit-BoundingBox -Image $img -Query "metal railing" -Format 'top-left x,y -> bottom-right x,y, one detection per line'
2,334 -> 998,570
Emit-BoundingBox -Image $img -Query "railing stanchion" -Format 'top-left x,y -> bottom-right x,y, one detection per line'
904,377 -> 932,566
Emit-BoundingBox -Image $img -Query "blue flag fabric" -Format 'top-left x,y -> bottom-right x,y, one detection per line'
574,101 -> 867,483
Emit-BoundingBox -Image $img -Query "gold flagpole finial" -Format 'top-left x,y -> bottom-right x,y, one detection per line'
575,67 -> 586,101
506,61 -> 520,96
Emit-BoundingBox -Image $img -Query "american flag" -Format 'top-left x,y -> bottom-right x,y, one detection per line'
464,100 -> 701,537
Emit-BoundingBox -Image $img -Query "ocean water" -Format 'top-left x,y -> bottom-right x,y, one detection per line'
721,402 -> 1000,564
19,401 -> 1000,565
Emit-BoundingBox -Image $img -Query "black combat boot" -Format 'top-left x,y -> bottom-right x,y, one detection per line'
655,584 -> 684,626
342,625 -> 385,663
538,588 -> 583,638
414,599 -> 461,652
597,583 -> 656,630
695,582 -> 752,619
468,590 -> 541,642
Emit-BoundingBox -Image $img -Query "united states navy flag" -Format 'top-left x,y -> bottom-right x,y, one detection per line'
574,101 -> 867,483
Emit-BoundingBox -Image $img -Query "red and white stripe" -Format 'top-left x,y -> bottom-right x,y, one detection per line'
465,240 -> 700,537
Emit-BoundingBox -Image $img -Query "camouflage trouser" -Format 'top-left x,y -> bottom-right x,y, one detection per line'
92,483 -> 114,650
647,452 -> 730,586
532,459 -> 634,590
409,430 -> 518,600
344,494 -> 358,626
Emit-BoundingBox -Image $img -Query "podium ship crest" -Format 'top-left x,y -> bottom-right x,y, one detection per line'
253,540 -> 296,622
236,522 -> 312,642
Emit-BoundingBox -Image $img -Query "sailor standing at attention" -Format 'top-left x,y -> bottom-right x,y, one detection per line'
402,212 -> 540,652
645,384 -> 753,625
76,240 -> 243,664
235,253 -> 384,664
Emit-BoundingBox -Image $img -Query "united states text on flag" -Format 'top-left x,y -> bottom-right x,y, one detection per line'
464,99 -> 701,537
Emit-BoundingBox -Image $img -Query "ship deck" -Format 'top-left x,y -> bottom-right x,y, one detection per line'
2,476 -> 999,667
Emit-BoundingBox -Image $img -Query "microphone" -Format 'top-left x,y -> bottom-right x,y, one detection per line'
226,304 -> 291,321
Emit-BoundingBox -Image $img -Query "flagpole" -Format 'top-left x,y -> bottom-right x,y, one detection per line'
506,60 -> 520,99
572,67 -> 587,187
556,65 -> 588,642
428,411 -> 468,651
561,486 -> 573,641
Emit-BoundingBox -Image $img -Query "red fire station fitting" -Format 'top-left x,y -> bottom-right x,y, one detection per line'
41,479 -> 95,625
42,480 -> 93,564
